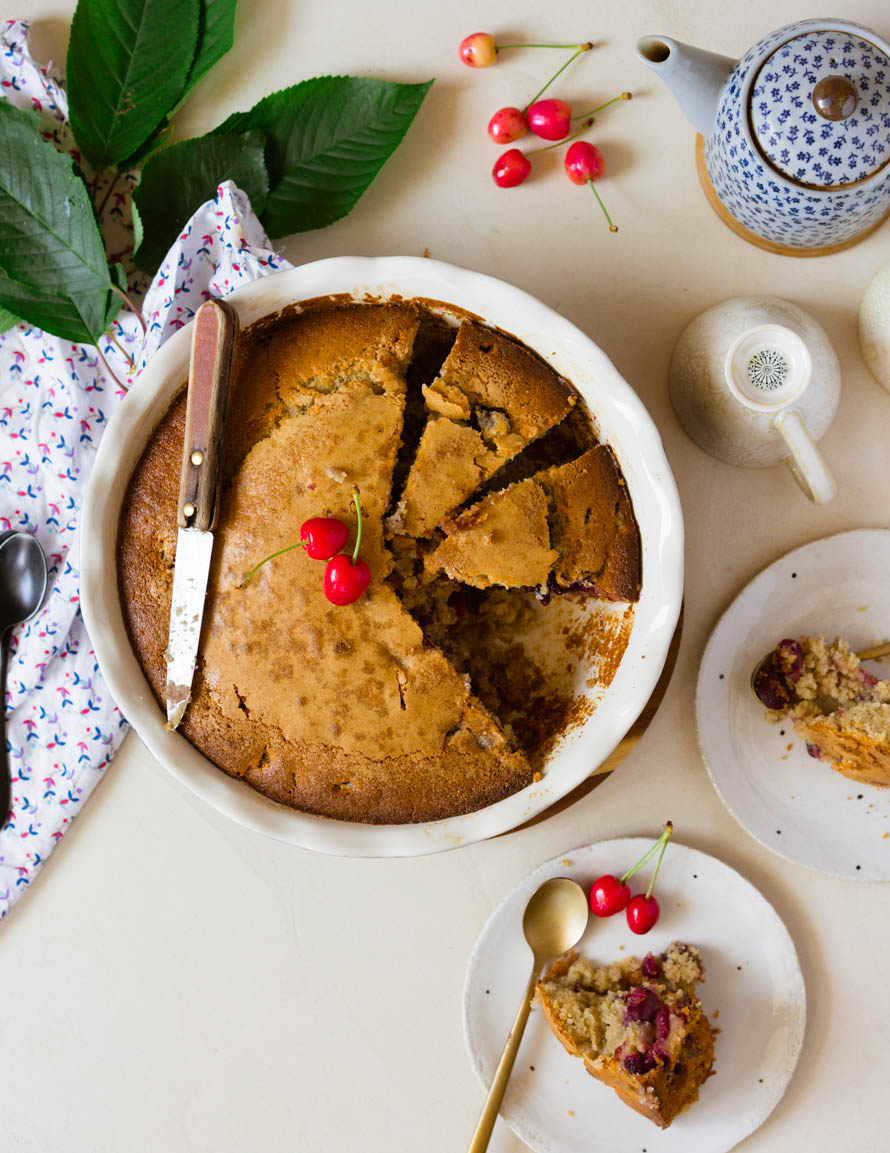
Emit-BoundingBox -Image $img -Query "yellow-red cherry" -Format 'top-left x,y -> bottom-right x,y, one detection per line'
589,874 -> 631,917
324,555 -> 371,605
459,32 -> 497,67
626,894 -> 660,934
300,517 -> 349,560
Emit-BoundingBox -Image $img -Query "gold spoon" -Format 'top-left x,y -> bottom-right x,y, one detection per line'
750,639 -> 890,702
467,877 -> 589,1153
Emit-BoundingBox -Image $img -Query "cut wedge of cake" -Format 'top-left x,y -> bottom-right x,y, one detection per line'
759,635 -> 890,787
425,478 -> 556,589
538,445 -> 641,601
536,942 -> 715,1128
423,446 -> 641,601
387,321 -> 575,537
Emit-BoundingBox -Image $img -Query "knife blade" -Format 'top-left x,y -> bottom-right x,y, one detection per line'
165,299 -> 238,730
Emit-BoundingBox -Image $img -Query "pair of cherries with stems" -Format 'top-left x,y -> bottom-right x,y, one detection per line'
589,822 -> 673,934
242,488 -> 371,606
459,32 -> 628,232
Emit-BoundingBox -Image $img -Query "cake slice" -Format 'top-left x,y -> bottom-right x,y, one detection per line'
388,321 -> 575,537
537,445 -> 641,601
536,942 -> 715,1128
425,478 -> 556,589
758,635 -> 890,787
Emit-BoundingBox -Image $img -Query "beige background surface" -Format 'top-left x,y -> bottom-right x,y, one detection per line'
5,1 -> 890,1150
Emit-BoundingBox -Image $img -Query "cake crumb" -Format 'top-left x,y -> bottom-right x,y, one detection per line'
562,858 -> 572,866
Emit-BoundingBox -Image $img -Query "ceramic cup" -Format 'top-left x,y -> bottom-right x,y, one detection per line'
670,296 -> 839,503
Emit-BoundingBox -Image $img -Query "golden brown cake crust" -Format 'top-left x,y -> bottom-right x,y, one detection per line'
393,321 -> 576,538
118,301 -> 642,824
425,478 -> 556,589
538,445 -> 641,601
118,305 -> 533,825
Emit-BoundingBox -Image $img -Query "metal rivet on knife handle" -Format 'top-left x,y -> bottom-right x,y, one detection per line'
177,299 -> 239,531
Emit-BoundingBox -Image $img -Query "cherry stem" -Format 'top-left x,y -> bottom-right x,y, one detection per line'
620,822 -> 673,884
351,488 -> 363,564
104,330 -> 136,371
588,179 -> 618,232
498,40 -> 593,51
111,284 -> 147,334
527,118 -> 594,156
241,541 -> 305,586
521,43 -> 595,113
645,822 -> 673,899
572,92 -> 632,120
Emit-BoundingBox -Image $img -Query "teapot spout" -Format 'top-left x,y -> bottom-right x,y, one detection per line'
636,36 -> 736,137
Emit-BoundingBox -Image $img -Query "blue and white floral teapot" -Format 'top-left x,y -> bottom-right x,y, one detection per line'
637,19 -> 890,253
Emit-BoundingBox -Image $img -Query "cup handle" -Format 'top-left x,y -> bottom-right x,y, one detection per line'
773,408 -> 837,504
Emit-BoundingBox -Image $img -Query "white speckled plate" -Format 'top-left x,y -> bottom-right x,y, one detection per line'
463,840 -> 805,1153
698,529 -> 890,879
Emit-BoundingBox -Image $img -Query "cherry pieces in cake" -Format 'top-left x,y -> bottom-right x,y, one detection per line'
536,941 -> 716,1128
759,634 -> 890,788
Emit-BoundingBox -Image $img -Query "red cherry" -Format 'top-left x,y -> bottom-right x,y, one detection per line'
564,140 -> 605,183
493,148 -> 532,188
626,894 -> 660,934
527,98 -> 572,141
300,516 -> 349,560
589,874 -> 631,917
459,32 -> 497,68
488,106 -> 526,144
324,554 -> 371,605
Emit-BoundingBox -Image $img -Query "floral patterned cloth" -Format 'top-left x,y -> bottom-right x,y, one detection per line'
0,20 -> 290,920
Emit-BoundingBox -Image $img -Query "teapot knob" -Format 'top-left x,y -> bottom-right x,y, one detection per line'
812,75 -> 857,121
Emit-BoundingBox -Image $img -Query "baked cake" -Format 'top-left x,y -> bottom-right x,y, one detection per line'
118,301 -> 642,823
536,942 -> 715,1128
757,635 -> 890,787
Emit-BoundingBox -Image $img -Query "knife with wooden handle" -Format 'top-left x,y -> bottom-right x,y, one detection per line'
165,299 -> 238,730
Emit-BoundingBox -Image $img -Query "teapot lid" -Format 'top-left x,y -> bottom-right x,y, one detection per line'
749,27 -> 890,189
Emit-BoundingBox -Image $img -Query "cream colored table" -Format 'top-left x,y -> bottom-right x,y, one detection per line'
5,3 -> 890,1151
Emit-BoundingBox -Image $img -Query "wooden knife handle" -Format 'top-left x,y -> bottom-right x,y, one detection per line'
177,299 -> 238,531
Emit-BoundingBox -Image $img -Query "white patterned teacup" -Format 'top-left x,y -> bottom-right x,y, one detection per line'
670,297 -> 840,503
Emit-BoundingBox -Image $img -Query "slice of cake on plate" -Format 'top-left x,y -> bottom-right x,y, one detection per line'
536,941 -> 715,1128
387,320 -> 575,537
757,635 -> 890,787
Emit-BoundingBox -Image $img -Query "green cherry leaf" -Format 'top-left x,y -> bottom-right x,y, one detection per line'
67,0 -> 200,171
0,101 -> 113,344
179,0 -> 238,102
212,75 -> 433,237
132,130 -> 269,272
129,0 -> 239,163
0,302 -> 20,335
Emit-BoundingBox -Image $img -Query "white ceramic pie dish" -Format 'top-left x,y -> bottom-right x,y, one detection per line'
80,256 -> 683,855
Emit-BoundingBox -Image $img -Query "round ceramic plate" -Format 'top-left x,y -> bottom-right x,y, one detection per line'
81,256 -> 683,857
697,529 -> 890,879
463,840 -> 805,1153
